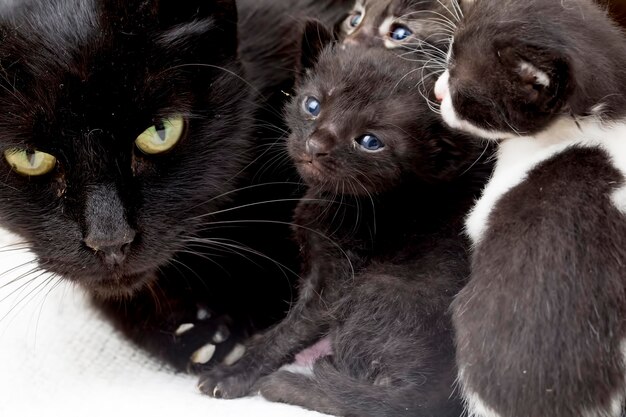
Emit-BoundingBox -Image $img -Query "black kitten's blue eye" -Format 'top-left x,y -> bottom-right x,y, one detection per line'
390,25 -> 412,41
304,97 -> 321,117
349,12 -> 363,28
356,134 -> 384,151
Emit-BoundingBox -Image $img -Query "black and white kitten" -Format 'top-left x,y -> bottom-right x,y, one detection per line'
0,0 -> 304,372
339,0 -> 461,49
433,0 -> 626,416
198,23 -> 491,417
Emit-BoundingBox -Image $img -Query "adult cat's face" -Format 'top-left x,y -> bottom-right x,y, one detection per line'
0,0 -> 252,298
286,45 -> 468,195
433,0 -> 575,140
340,0 -> 459,49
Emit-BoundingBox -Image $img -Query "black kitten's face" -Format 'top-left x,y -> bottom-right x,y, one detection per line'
340,0 -> 458,49
0,0 -> 251,298
434,0 -> 572,139
286,46 -> 461,195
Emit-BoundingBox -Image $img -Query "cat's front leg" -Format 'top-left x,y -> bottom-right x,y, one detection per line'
95,289 -> 245,373
197,276 -> 329,399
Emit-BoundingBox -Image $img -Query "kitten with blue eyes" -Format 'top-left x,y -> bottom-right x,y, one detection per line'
433,0 -> 626,416
198,22 -> 491,416
0,0 -> 310,372
340,0 -> 461,49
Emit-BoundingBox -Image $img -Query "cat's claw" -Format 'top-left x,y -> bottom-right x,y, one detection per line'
198,365 -> 259,399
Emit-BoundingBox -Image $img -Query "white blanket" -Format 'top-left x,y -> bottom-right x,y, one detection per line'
0,229 -> 328,417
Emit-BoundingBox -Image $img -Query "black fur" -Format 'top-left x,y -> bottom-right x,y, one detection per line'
0,0 -> 304,371
198,27 -> 492,417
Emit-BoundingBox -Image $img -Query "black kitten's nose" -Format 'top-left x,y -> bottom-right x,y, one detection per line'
306,138 -> 328,157
306,130 -> 335,158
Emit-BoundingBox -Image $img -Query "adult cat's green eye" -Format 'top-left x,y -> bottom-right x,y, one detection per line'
135,116 -> 185,155
4,149 -> 57,176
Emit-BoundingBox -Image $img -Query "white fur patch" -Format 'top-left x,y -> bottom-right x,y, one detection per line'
582,395 -> 624,417
436,70 -> 514,141
458,368 -> 504,417
437,66 -> 626,242
465,118 -> 626,243
519,61 -> 550,87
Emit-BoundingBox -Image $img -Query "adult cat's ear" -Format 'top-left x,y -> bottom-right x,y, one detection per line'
156,0 -> 237,34
495,41 -> 573,112
298,20 -> 335,76
156,0 -> 238,58
104,0 -> 238,57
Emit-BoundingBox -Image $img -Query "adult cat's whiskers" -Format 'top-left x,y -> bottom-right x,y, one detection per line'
251,140 -> 294,181
0,270 -> 57,325
182,236 -> 300,294
190,197 -> 332,221
184,181 -> 303,214
196,219 -> 355,281
0,262 -> 44,292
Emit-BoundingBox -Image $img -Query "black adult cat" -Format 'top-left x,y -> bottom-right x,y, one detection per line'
433,0 -> 626,416
198,23 -> 491,417
0,0 -> 303,371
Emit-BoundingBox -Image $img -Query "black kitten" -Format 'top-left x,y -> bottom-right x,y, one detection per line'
433,0 -> 626,416
0,0 -> 304,372
198,23 -> 491,417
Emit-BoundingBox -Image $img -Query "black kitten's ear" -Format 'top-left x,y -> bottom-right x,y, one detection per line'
298,20 -> 335,74
496,41 -> 572,112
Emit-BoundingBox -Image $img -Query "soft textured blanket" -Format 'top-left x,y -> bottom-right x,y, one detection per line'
0,229 -> 327,417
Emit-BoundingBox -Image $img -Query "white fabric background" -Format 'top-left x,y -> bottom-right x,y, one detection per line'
0,229 -> 328,417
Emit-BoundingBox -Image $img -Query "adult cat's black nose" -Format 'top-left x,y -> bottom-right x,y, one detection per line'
83,185 -> 136,268
84,233 -> 136,267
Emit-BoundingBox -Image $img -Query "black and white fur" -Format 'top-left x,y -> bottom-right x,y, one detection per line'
433,0 -> 626,416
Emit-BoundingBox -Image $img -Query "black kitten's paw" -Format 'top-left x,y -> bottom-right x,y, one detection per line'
197,364 -> 260,399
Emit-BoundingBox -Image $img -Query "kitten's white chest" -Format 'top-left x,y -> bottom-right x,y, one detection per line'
465,119 -> 626,244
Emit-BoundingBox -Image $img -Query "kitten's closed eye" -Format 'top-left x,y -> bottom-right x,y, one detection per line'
4,149 -> 57,176
135,115 -> 186,155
